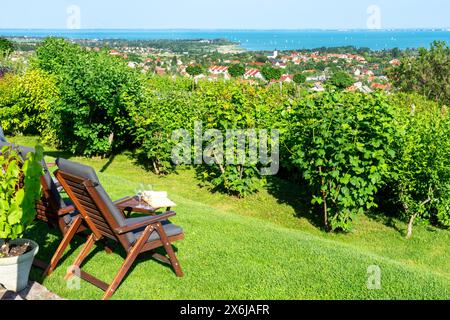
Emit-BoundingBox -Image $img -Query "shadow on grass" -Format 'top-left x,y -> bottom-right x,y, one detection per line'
192,165 -> 327,230
100,154 -> 116,173
265,175 -> 327,230
26,221 -> 182,294
44,150 -> 74,161
367,186 -> 407,237
26,221 -> 87,282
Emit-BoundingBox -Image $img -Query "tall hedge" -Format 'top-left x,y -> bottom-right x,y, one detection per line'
388,93 -> 450,237
286,92 -> 399,231
34,38 -> 143,156
194,80 -> 284,196
131,76 -> 200,174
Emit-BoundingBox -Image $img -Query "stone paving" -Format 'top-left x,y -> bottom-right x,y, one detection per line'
0,282 -> 64,300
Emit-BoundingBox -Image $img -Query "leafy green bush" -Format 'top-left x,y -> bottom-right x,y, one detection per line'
286,92 -> 398,231
195,80 -> 283,197
0,145 -> 43,246
34,38 -> 143,157
261,66 -> 282,81
0,38 -> 14,57
388,93 -> 450,237
186,65 -> 204,77
132,78 -> 284,197
388,41 -> 450,106
328,71 -> 354,90
293,73 -> 306,84
228,64 -> 245,78
0,70 -> 59,137
131,76 -> 200,174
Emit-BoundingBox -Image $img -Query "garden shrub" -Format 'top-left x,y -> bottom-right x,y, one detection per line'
131,76 -> 200,174
286,92 -> 399,231
195,80 -> 284,197
388,93 -> 450,237
132,78 -> 285,197
34,38 -> 144,157
0,70 -> 58,137
388,41 -> 450,106
328,71 -> 354,90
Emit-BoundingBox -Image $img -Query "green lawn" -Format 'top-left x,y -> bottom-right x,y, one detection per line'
10,136 -> 450,300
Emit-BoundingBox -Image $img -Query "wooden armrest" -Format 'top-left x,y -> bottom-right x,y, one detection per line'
114,211 -> 176,234
113,196 -> 134,206
57,205 -> 76,216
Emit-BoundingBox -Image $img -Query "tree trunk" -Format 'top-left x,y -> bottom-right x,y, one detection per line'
322,191 -> 328,230
319,166 -> 329,230
152,161 -> 160,175
406,213 -> 418,239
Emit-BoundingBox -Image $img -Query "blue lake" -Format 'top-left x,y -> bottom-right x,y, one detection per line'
1,29 -> 449,51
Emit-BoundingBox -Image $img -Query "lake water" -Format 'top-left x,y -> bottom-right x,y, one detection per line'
1,29 -> 449,51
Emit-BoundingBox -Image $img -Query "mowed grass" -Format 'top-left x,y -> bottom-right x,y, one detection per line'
10,136 -> 450,300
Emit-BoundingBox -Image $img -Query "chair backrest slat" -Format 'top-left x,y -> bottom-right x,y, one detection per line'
55,159 -> 134,249
57,171 -> 115,239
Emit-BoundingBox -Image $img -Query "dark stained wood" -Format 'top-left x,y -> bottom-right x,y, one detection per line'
55,167 -> 184,300
114,211 -> 176,234
43,215 -> 83,277
34,175 -> 87,275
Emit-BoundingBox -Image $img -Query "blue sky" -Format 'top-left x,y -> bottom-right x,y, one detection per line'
0,0 -> 449,29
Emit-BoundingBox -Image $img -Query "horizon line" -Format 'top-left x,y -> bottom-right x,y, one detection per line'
1,27 -> 450,31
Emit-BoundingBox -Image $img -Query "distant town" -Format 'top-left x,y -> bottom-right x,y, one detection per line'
3,37 -> 406,93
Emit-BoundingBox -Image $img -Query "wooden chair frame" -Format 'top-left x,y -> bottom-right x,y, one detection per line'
54,169 -> 184,300
35,165 -> 91,276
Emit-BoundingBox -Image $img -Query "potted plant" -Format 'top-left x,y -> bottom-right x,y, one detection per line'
0,145 -> 43,292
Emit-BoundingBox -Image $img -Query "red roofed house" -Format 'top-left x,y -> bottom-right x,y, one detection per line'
250,61 -> 265,67
390,59 -> 401,66
155,67 -> 166,76
209,65 -> 229,75
371,83 -> 389,91
244,68 -> 264,80
280,74 -> 294,83
208,66 -> 230,80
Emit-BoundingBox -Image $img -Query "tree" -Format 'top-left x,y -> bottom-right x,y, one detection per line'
127,53 -> 142,63
286,92 -> 399,231
389,93 -> 450,238
228,64 -> 245,78
388,41 -> 450,105
186,65 -> 203,77
293,73 -> 306,85
34,38 -> 143,157
328,71 -> 354,89
171,56 -> 178,67
391,47 -> 401,58
255,55 -> 268,63
261,66 -> 282,82
0,38 -> 14,57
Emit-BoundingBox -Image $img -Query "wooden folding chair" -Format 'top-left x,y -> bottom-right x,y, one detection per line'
54,158 -> 184,300
9,145 -> 89,275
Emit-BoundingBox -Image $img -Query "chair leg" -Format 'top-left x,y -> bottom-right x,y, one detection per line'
43,216 -> 82,277
155,223 -> 184,277
65,233 -> 96,280
102,225 -> 155,300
